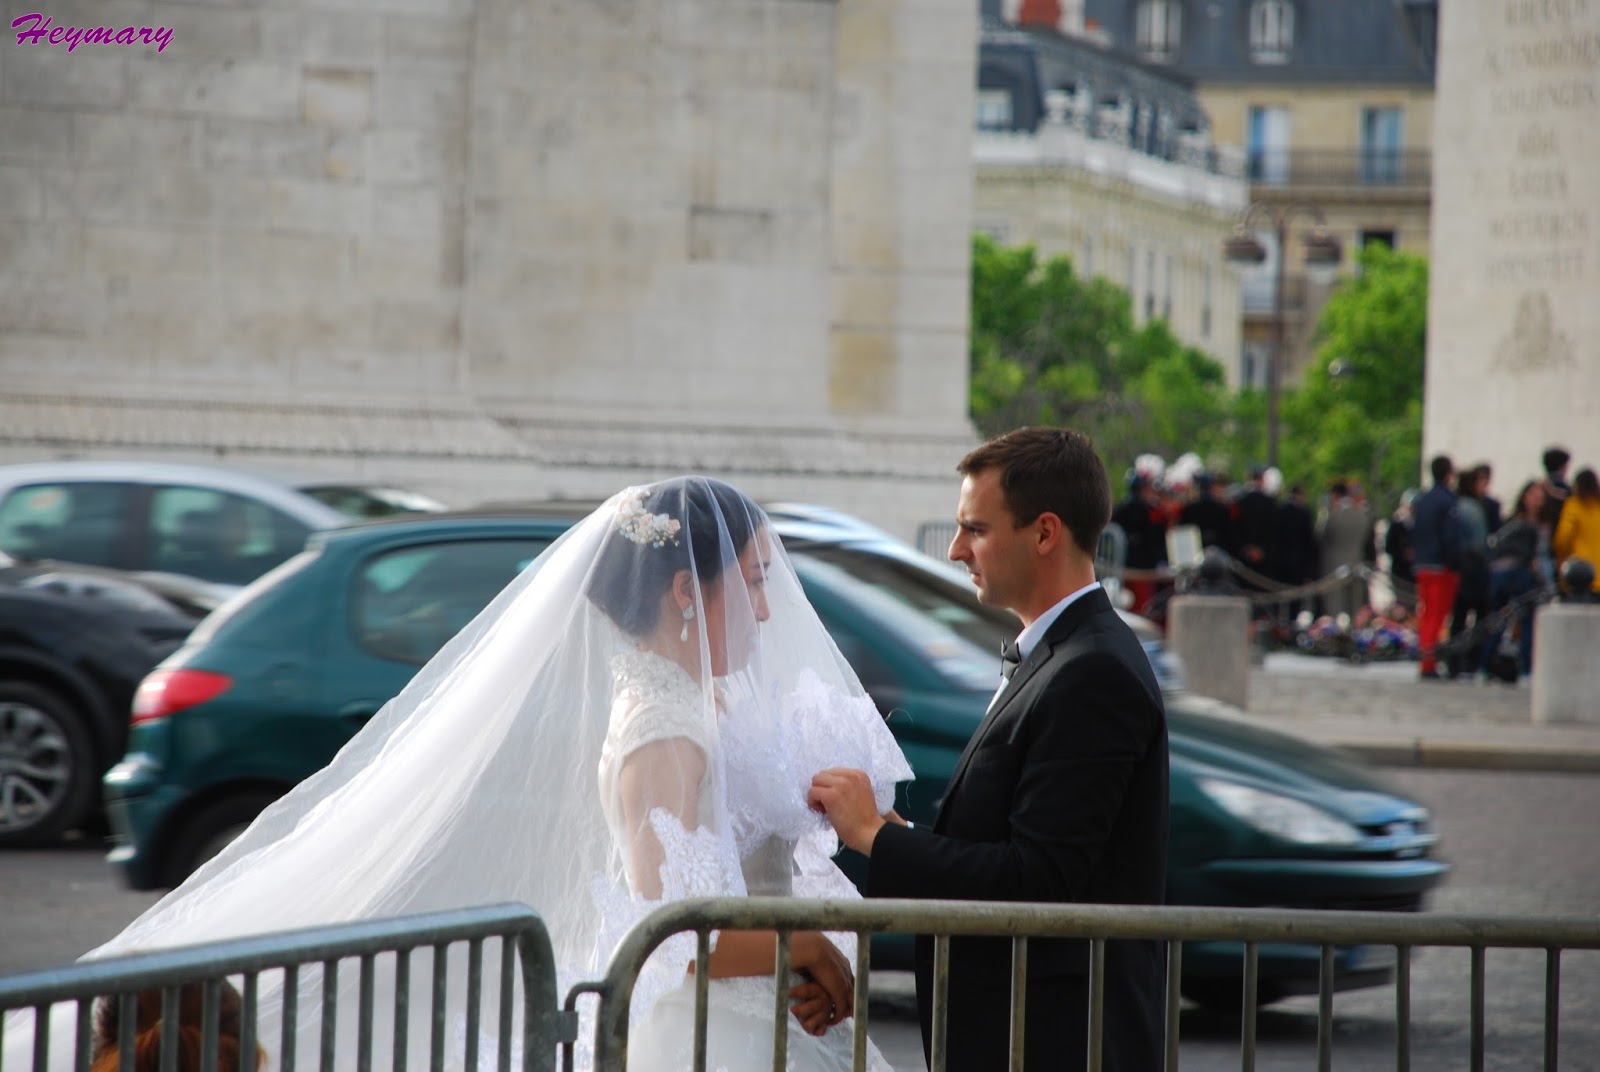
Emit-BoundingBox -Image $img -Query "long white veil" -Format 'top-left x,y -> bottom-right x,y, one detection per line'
6,477 -> 910,1071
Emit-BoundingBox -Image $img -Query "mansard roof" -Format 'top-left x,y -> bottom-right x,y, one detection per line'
1080,0 -> 1436,85
980,18 -> 1213,136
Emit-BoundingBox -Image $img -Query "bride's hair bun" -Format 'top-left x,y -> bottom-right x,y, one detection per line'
589,477 -> 763,636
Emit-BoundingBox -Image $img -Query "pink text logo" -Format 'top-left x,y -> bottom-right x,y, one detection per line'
12,13 -> 174,53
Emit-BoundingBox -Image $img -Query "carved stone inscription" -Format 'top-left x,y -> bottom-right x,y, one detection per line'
1480,0 -> 1597,372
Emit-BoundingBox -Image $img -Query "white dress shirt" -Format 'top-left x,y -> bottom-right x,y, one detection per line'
988,581 -> 1103,709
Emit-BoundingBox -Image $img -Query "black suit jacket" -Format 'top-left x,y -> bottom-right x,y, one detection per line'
868,587 -> 1169,1072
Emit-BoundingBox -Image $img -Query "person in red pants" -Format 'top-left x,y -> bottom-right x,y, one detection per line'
1410,455 -> 1462,679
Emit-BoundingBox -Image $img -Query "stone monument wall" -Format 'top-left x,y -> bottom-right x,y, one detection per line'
1425,0 -> 1600,487
0,0 -> 979,540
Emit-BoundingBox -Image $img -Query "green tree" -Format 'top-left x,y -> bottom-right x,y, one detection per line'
1280,243 -> 1427,512
968,235 -> 1245,477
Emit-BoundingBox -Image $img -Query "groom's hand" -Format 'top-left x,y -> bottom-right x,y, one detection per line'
807,769 -> 886,855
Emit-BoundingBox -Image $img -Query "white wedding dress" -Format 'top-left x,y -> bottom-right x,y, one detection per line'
599,650 -> 898,1072
3,480 -> 910,1072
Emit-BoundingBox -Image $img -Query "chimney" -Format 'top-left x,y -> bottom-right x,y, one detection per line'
1016,0 -> 1061,28
1014,0 -> 1086,37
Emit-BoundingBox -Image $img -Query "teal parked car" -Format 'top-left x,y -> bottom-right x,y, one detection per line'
104,510 -> 1447,1010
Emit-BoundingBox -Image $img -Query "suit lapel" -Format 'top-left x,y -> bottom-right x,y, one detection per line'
936,588 -> 1112,825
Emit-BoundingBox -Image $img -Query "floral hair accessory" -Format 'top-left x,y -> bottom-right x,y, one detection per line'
616,489 -> 682,548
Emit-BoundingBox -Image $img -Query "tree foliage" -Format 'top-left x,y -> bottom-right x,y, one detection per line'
967,235 -> 1428,509
968,235 -> 1239,478
1281,243 -> 1427,512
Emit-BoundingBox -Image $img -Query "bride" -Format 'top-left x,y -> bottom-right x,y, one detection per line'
6,477 -> 909,1072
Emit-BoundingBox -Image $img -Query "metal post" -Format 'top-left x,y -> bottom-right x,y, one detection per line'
1268,217 -> 1287,470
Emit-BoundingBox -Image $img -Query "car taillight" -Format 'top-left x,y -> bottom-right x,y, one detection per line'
132,669 -> 233,724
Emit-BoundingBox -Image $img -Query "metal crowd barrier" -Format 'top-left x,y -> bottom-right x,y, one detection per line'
0,905 -> 564,1072
8,900 -> 1599,1072
581,897 -> 1600,1072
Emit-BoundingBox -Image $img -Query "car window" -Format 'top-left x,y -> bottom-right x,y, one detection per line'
790,553 -> 999,692
794,544 -> 1017,654
148,486 -> 311,585
354,538 -> 549,664
0,482 -> 130,567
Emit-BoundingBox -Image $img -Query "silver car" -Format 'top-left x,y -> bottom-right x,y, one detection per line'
0,460 -> 444,590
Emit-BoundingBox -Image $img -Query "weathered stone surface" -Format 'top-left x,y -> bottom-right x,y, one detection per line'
1168,595 -> 1252,710
1425,0 -> 1600,485
1531,605 -> 1600,725
0,0 -> 978,541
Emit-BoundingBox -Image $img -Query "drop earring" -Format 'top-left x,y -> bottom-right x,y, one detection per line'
680,604 -> 695,642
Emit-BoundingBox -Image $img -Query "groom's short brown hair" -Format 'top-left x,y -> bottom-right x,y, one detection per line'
958,427 -> 1111,557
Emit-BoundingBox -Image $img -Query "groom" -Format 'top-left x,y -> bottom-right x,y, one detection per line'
810,427 -> 1169,1071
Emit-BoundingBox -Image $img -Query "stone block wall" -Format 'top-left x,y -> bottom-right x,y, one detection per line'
0,0 -> 980,540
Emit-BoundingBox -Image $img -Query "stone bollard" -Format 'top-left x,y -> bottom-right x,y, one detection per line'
1531,604 -> 1600,724
1167,595 -> 1251,710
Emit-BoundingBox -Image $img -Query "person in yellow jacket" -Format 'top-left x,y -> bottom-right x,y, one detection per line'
1552,467 -> 1600,593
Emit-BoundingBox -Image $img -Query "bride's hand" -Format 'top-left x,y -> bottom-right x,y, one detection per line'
787,979 -> 836,1036
792,933 -> 854,1033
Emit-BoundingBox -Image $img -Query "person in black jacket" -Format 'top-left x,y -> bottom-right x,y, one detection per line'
1411,455 -> 1462,680
1275,484 -> 1318,621
1111,474 -> 1169,614
1481,480 -> 1546,679
1234,465 -> 1279,580
1180,472 -> 1238,558
810,427 -> 1169,1072
1384,491 -> 1417,611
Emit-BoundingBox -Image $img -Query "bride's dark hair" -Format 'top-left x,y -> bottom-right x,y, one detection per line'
588,477 -> 763,637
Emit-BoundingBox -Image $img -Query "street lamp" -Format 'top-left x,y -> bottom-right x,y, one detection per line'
1223,202 -> 1343,469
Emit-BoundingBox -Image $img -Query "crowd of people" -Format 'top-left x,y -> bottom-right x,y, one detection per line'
1108,446 -> 1600,682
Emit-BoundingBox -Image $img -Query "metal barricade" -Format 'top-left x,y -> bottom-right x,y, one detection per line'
0,905 -> 566,1072
576,897 -> 1600,1072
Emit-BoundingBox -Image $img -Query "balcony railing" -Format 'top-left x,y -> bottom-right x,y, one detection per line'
1247,148 -> 1432,189
1241,272 -> 1311,314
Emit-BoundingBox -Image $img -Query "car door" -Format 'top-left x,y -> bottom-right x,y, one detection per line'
330,535 -> 554,731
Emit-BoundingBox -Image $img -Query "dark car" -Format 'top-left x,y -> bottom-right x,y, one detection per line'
104,510 -> 1446,1008
0,560 -> 197,845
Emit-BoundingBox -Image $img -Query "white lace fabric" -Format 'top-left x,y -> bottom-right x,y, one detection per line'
4,479 -> 909,1072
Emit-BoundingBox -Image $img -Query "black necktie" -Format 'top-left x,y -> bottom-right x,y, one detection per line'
1000,640 -> 1022,680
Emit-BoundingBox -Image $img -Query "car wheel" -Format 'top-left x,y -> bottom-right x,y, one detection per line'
1181,978 -> 1288,1013
160,791 -> 279,888
0,682 -> 98,847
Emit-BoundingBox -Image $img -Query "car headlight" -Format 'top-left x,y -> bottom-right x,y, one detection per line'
1198,777 -> 1364,846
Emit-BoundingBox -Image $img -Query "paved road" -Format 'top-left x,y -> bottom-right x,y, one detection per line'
5,768 -> 1596,1071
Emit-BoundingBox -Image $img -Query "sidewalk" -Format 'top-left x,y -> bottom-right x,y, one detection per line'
1237,653 -> 1600,773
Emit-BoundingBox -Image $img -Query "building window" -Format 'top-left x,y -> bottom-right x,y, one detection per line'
1360,229 -> 1396,250
1247,105 -> 1291,184
1360,106 -> 1404,183
975,89 -> 1013,130
1144,249 -> 1157,320
1249,0 -> 1294,64
1136,0 -> 1182,63
1082,234 -> 1095,277
1241,342 -> 1271,388
1163,253 -> 1174,319
1201,264 -> 1213,338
